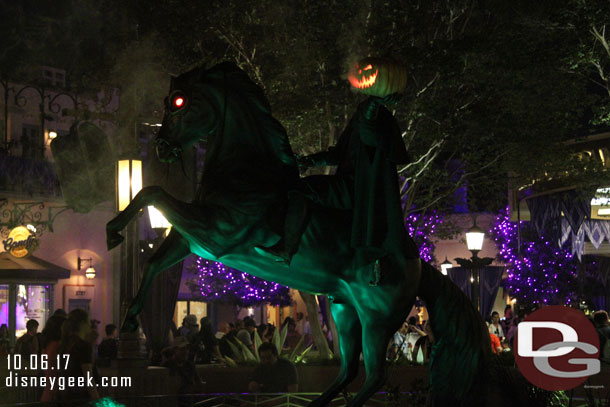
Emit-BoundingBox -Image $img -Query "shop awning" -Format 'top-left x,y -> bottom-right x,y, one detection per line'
0,252 -> 70,281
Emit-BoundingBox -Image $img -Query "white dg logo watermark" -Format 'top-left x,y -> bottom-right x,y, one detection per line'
514,306 -> 601,391
518,322 -> 600,378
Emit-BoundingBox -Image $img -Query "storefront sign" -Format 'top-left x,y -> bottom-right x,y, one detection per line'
2,226 -> 37,258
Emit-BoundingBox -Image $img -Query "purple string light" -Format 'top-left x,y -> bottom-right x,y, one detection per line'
491,207 -> 578,306
195,258 -> 291,307
404,211 -> 443,263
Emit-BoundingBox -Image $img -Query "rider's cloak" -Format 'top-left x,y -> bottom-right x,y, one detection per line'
304,98 -> 420,265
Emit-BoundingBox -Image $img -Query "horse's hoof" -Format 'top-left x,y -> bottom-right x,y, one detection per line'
120,315 -> 139,333
107,232 -> 124,250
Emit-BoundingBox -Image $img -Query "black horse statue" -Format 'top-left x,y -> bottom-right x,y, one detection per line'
107,62 -> 491,406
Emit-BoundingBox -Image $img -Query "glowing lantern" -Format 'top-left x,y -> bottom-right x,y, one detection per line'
116,159 -> 142,211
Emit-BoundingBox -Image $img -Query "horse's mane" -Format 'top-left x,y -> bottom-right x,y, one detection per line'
199,63 -> 294,167
177,62 -> 297,243
206,62 -> 272,112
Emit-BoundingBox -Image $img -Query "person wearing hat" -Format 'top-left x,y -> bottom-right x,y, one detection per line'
178,315 -> 199,343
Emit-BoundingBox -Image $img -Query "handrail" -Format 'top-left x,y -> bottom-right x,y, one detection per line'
0,391 -> 417,407
0,390 -> 604,407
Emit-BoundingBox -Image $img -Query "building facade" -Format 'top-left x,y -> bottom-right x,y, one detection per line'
0,69 -> 120,344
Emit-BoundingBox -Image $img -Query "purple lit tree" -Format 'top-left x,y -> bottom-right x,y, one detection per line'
191,258 -> 292,308
404,210 -> 445,263
491,207 -> 579,308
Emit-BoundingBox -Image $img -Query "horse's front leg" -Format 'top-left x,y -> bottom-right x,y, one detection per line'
107,186 -> 167,250
122,229 -> 190,332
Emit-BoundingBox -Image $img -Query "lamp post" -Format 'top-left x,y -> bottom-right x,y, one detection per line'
115,156 -> 142,331
455,220 -> 494,314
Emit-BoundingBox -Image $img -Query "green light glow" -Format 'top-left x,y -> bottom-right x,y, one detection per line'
90,397 -> 126,407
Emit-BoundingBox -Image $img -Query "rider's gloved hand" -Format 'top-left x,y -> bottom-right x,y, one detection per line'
296,154 -> 315,171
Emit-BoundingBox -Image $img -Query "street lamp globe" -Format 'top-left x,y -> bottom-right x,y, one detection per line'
440,257 -> 453,276
148,205 -> 172,229
466,224 -> 485,252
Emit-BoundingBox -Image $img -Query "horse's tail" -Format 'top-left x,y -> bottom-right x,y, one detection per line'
416,261 -> 491,406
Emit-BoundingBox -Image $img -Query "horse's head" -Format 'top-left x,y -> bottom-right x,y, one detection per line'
155,67 -> 219,163
156,62 -> 297,177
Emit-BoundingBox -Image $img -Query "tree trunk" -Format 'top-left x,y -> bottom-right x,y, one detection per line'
299,290 -> 332,359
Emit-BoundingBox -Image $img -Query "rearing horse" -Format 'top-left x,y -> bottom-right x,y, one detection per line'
107,62 -> 490,406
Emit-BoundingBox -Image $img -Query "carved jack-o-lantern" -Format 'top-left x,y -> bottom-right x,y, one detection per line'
348,57 -> 407,97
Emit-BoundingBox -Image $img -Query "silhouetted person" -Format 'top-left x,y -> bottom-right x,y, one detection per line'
194,317 -> 225,364
40,314 -> 66,402
163,336 -> 204,407
0,324 -> 10,357
179,315 -> 199,343
593,310 -> 610,362
248,342 -> 298,393
15,319 -> 39,359
56,309 -> 99,403
237,317 -> 256,351
97,324 -> 118,367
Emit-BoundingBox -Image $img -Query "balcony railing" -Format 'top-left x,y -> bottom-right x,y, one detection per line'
0,154 -> 61,198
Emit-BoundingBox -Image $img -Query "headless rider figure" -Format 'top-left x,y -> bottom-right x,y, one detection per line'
255,94 -> 420,273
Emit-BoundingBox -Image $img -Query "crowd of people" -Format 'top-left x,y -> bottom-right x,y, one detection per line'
485,304 -> 610,361
2,308 -> 119,404
387,303 -> 610,363
166,313 -> 309,366
163,314 -> 301,406
2,303 -> 606,406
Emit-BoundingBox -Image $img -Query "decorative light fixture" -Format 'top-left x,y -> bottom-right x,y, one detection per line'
78,257 -> 96,280
440,257 -> 453,276
48,131 -> 58,140
85,267 -> 96,280
116,158 -> 142,211
454,216 -> 494,314
465,222 -> 485,253
148,206 -> 171,229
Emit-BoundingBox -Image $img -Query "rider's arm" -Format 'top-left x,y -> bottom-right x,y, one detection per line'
298,123 -> 351,168
300,146 -> 341,167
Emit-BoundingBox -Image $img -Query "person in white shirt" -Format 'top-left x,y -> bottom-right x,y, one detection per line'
215,321 -> 230,340
488,311 -> 504,340
388,322 -> 410,361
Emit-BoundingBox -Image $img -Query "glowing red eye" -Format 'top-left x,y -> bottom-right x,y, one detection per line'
363,64 -> 373,71
174,97 -> 184,108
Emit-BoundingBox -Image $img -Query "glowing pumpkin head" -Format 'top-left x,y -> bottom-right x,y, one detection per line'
348,57 -> 407,97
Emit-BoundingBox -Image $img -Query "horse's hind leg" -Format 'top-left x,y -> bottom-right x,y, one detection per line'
309,302 -> 362,407
348,303 -> 414,407
122,229 -> 190,332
